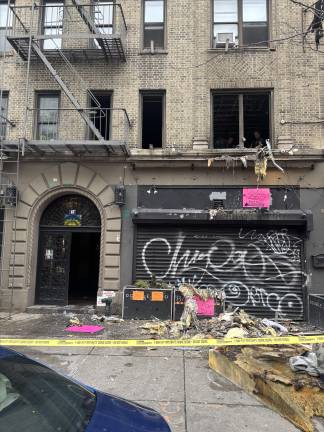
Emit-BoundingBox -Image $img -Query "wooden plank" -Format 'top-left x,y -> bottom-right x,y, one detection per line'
209,346 -> 324,432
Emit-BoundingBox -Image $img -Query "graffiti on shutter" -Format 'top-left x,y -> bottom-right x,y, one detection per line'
135,225 -> 307,320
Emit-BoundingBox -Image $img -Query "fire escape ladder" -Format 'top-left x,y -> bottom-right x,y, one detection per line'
71,0 -> 107,53
30,41 -> 105,142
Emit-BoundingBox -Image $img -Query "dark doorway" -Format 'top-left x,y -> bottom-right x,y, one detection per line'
141,91 -> 164,149
36,194 -> 101,306
68,232 -> 100,304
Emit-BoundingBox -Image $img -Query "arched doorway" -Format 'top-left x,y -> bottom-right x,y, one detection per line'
35,194 -> 101,305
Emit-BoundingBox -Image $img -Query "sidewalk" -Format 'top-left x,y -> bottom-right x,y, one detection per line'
0,312 -> 301,431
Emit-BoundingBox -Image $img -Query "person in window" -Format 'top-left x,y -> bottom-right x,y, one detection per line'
249,130 -> 266,148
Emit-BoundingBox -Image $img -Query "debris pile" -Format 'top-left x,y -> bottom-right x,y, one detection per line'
140,307 -> 297,340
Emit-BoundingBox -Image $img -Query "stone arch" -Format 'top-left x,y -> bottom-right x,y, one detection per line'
8,162 -> 121,310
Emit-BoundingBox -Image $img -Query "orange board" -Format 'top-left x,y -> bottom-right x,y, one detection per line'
151,291 -> 164,302
132,291 -> 145,301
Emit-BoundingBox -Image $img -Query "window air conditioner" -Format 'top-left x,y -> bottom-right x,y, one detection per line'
214,32 -> 237,48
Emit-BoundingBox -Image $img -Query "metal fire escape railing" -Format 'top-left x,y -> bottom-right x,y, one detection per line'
5,2 -> 129,156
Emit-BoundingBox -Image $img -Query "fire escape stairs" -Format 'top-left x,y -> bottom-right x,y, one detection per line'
6,1 -> 130,153
30,41 -> 105,143
71,0 -> 109,56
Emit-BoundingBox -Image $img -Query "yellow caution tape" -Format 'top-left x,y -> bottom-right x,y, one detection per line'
0,335 -> 324,348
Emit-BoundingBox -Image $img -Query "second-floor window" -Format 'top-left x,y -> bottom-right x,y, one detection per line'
42,1 -> 64,50
88,91 -> 111,140
0,1 -> 13,53
141,91 -> 165,148
36,93 -> 60,140
212,90 -> 270,149
0,92 -> 8,139
143,0 -> 165,50
213,0 -> 268,48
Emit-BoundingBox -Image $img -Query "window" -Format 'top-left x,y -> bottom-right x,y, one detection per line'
88,91 -> 111,140
36,93 -> 60,140
141,91 -> 164,149
0,92 -> 8,139
213,0 -> 268,48
42,1 -> 64,50
0,1 -> 13,52
212,91 -> 270,149
143,0 -> 165,50
94,1 -> 113,35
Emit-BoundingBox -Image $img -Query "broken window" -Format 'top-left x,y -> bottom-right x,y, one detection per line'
213,91 -> 270,149
88,91 -> 111,140
0,1 -> 13,53
213,0 -> 268,48
36,93 -> 60,140
143,0 -> 165,50
0,92 -> 8,139
141,91 -> 164,149
42,1 -> 64,50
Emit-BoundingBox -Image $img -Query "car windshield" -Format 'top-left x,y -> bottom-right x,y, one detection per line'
0,354 -> 96,432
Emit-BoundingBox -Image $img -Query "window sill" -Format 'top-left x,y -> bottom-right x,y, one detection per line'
139,50 -> 168,55
208,46 -> 275,53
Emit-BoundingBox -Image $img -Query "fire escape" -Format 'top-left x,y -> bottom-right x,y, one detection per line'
5,1 -> 129,157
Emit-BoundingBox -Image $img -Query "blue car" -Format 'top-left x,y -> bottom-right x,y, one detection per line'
0,347 -> 171,432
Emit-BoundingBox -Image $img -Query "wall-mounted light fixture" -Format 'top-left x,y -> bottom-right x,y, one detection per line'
114,184 -> 126,206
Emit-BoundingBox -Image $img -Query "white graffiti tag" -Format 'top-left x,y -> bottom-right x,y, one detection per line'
141,229 -> 307,318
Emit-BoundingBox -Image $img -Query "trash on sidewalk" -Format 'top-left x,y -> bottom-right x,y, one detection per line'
209,345 -> 324,432
179,283 -> 225,329
261,318 -> 288,335
64,325 -> 104,334
68,316 -> 81,326
91,314 -> 124,323
140,299 -> 302,340
290,344 -> 324,382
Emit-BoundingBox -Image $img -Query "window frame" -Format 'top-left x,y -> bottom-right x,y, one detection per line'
86,90 -> 113,140
34,91 -> 60,140
211,89 -> 273,150
41,0 -> 64,51
140,89 -> 166,149
91,0 -> 115,48
142,0 -> 166,51
0,91 -> 9,140
212,0 -> 270,49
0,0 -> 14,53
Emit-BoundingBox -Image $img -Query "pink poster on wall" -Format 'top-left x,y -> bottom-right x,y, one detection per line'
194,296 -> 215,317
243,188 -> 271,209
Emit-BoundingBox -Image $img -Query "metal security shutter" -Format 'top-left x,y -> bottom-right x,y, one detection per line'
135,225 -> 306,320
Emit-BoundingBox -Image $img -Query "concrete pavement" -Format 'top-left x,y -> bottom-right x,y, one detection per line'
14,345 -> 299,432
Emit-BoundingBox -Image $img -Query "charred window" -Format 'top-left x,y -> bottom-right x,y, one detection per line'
213,91 -> 270,149
143,0 -> 165,50
88,91 -> 111,140
36,93 -> 60,140
213,0 -> 268,48
141,91 -> 164,149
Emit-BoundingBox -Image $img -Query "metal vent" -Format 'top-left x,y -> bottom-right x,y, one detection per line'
212,199 -> 224,209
